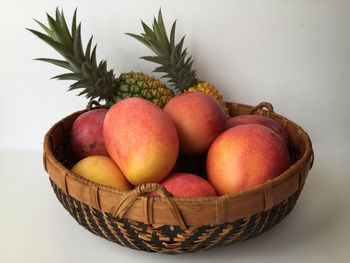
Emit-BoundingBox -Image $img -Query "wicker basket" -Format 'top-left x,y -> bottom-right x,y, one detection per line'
43,101 -> 313,254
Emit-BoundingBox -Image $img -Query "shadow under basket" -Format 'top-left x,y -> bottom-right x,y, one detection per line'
43,101 -> 314,254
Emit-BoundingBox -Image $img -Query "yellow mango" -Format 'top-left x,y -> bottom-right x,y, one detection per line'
72,156 -> 132,191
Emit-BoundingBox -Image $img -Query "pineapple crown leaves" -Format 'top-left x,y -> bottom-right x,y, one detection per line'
127,9 -> 198,92
27,8 -> 118,103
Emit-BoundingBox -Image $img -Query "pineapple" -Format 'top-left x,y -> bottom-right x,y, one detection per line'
116,72 -> 172,107
28,8 -> 173,108
127,10 -> 229,116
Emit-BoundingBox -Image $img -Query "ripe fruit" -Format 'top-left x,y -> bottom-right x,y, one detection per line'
164,92 -> 226,155
70,109 -> 108,160
226,115 -> 289,146
103,98 -> 179,185
186,82 -> 228,116
72,156 -> 132,191
161,173 -> 216,197
29,8 -> 173,108
128,9 -> 229,115
207,124 -> 291,195
116,72 -> 173,108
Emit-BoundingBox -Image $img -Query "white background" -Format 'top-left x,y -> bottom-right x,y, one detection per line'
0,0 -> 349,262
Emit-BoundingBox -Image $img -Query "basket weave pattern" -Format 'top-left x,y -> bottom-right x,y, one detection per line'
43,101 -> 313,254
51,179 -> 300,253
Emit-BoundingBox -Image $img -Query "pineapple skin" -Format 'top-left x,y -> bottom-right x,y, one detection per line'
115,72 -> 174,108
187,81 -> 230,117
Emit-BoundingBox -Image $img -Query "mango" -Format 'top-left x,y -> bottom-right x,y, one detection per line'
70,109 -> 108,160
72,156 -> 132,191
226,115 -> 289,146
207,124 -> 291,195
164,92 -> 226,155
161,173 -> 216,197
103,98 -> 179,185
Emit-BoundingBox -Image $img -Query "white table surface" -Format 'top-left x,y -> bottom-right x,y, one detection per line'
1,143 -> 349,263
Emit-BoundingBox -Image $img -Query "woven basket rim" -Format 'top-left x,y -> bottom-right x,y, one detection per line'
44,101 -> 312,202
43,101 -> 313,226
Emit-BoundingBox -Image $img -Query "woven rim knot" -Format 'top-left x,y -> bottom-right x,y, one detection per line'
250,102 -> 274,117
134,183 -> 170,198
110,183 -> 187,230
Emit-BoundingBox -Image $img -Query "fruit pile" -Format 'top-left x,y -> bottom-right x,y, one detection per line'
29,9 -> 291,197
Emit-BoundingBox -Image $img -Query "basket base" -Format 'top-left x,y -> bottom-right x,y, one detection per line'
50,179 -> 301,254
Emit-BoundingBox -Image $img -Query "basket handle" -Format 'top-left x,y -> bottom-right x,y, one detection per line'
110,183 -> 187,230
250,102 -> 274,117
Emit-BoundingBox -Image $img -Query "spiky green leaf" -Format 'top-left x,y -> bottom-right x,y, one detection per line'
69,79 -> 88,90
27,28 -> 73,57
85,36 -> 93,60
90,45 -> 98,72
71,9 -> 77,36
156,9 -> 169,49
65,55 -> 82,73
46,13 -> 64,43
35,58 -> 72,70
141,56 -> 169,65
73,24 -> 84,61
128,10 -> 198,91
170,21 -> 176,50
29,8 -> 120,104
147,38 -> 168,56
52,72 -> 84,80
126,33 -> 151,48
141,21 -> 155,39
34,19 -> 54,37
81,63 -> 92,78
57,9 -> 72,45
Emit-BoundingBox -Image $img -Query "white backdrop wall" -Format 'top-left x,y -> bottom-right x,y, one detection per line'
0,0 -> 349,151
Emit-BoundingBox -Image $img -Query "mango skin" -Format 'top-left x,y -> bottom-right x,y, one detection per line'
161,173 -> 217,197
70,109 -> 109,160
103,98 -> 179,185
207,124 -> 291,195
226,115 -> 289,146
72,156 -> 132,191
164,92 -> 226,155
